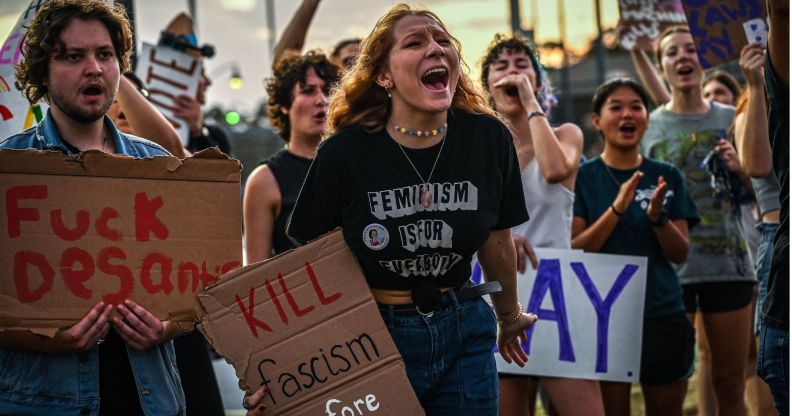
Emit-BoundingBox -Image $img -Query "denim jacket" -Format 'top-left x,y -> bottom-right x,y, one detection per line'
0,111 -> 186,416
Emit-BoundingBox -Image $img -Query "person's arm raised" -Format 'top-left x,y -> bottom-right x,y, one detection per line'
493,73 -> 583,185
630,48 -> 670,106
735,43 -> 772,178
272,0 -> 322,66
116,76 -> 190,159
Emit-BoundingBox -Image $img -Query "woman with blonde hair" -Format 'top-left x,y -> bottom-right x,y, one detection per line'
242,4 -> 538,415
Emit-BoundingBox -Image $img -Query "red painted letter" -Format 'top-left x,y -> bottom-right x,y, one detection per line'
141,252 -> 174,295
277,273 -> 315,317
306,263 -> 341,305
235,287 -> 272,337
13,250 -> 54,302
177,261 -> 199,293
134,192 -> 169,242
220,261 -> 240,275
60,247 -> 95,299
98,247 -> 133,304
50,209 -> 90,241
6,185 -> 46,238
265,278 -> 288,324
96,207 -> 122,241
198,261 -> 219,289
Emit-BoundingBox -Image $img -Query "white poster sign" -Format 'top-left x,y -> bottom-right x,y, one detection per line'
135,42 -> 200,145
0,0 -> 49,140
472,249 -> 648,383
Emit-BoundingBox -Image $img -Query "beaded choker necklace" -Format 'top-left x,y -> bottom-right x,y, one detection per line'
392,122 -> 447,137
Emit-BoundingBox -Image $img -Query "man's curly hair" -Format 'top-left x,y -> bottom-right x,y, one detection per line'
15,0 -> 133,104
266,50 -> 339,142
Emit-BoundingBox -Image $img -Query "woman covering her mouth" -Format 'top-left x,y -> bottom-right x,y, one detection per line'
273,4 -> 538,414
478,33 -> 603,416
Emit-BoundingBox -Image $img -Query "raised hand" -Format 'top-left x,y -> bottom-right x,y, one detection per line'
493,73 -> 539,110
646,175 -> 668,221
739,42 -> 765,88
172,94 -> 204,135
613,171 -> 643,214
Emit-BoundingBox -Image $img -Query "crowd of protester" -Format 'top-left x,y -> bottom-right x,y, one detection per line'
0,1 -> 787,416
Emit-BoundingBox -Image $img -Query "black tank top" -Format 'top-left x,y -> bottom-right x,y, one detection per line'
264,149 -> 312,255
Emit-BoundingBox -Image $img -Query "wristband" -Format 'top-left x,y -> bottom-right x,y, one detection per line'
651,211 -> 669,227
610,204 -> 624,217
527,111 -> 546,123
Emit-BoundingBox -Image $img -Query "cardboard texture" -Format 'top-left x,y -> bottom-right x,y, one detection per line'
681,0 -> 767,68
0,148 -> 242,336
617,0 -> 687,50
198,230 -> 424,416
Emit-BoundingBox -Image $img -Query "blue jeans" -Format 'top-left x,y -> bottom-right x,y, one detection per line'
758,322 -> 789,416
755,222 -> 779,329
379,295 -> 498,415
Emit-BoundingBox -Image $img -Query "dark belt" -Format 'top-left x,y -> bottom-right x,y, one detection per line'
378,281 -> 502,317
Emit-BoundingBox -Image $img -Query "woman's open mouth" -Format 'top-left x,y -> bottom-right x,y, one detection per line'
619,123 -> 637,137
677,66 -> 694,76
421,67 -> 449,91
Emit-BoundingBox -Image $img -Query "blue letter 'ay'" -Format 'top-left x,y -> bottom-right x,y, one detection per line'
570,262 -> 638,373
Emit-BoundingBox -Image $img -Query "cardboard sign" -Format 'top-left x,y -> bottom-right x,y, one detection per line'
681,0 -> 767,68
472,249 -> 648,383
617,0 -> 688,50
0,148 -> 242,336
0,0 -> 49,140
198,231 -> 425,416
135,42 -> 201,145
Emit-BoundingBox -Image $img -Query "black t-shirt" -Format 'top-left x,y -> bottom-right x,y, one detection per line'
288,109 -> 528,290
762,55 -> 789,328
263,149 -> 312,255
188,124 -> 231,155
574,157 -> 699,317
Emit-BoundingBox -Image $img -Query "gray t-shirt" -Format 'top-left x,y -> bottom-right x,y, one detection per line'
642,102 -> 755,285
751,174 -> 781,217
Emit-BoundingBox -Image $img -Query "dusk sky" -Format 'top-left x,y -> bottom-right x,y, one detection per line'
1,0 -> 620,115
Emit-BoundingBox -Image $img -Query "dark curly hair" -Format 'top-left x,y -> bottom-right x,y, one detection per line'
15,0 -> 133,104
266,50 -> 339,142
479,34 -> 555,114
